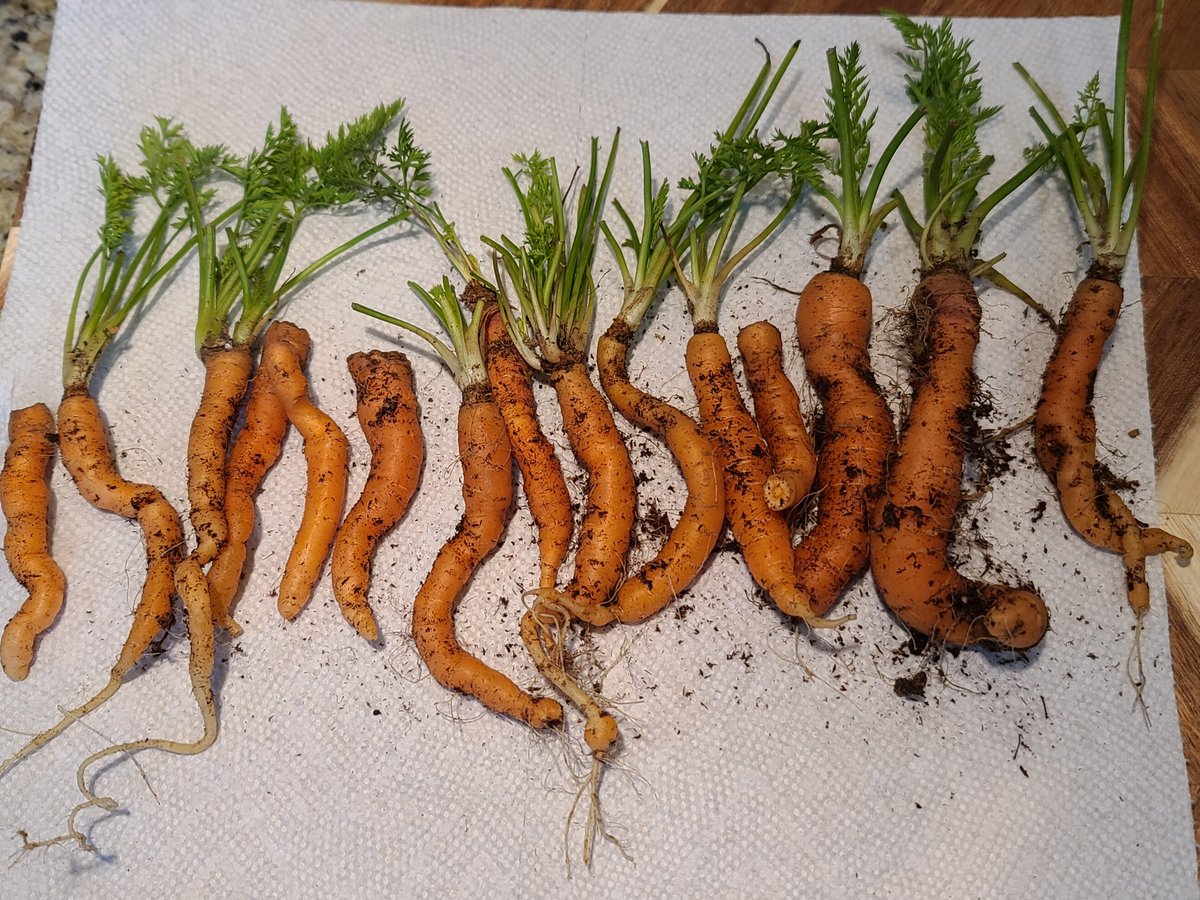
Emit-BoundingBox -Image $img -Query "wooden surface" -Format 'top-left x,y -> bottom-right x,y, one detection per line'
5,0 -> 1195,861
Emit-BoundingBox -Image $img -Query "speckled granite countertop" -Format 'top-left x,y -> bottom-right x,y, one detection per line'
0,0 -> 54,260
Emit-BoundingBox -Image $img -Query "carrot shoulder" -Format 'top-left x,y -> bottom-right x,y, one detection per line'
870,271 -> 1048,649
331,349 -> 424,641
1,403 -> 68,681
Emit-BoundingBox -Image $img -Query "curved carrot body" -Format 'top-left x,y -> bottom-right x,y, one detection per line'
737,320 -> 816,512
413,392 -> 562,729
331,350 -> 424,641
264,321 -> 350,621
686,330 -> 831,625
482,301 -> 572,592
1036,274 -> 1191,613
186,347 -> 253,565
870,270 -> 1048,650
1,403 -> 67,680
548,360 -> 636,620
793,271 -> 895,615
595,323 -> 725,623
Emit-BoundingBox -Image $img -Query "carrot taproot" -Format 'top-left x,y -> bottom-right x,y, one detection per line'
870,272 -> 1049,649
262,320 -> 349,621
356,277 -> 563,729
1,403 -> 68,681
330,349 -> 424,641
792,271 -> 895,616
205,328 -> 296,633
737,320 -> 816,512
480,289 -> 573,594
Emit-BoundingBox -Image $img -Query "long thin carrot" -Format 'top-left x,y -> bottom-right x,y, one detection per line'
1,404 -> 68,681
331,349 -> 424,641
263,320 -> 350,622
737,320 -> 816,512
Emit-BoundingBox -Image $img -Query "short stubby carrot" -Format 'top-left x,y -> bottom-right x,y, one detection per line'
331,349 -> 424,641
1035,272 -> 1192,615
737,320 -> 816,512
871,271 -> 1049,650
792,271 -> 895,616
413,386 -> 563,730
594,323 -> 725,624
263,321 -> 350,621
687,329 -> 843,628
1,403 -> 68,681
206,335 -> 295,633
480,292 -> 572,594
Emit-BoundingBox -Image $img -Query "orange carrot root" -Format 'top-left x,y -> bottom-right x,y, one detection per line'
595,323 -> 725,624
686,330 -> 846,629
1036,273 -> 1192,616
793,271 -> 896,616
871,270 -> 1048,650
413,391 -> 562,729
737,320 -> 816,512
1,403 -> 67,681
331,350 -> 424,641
480,292 -> 573,594
263,321 -> 350,621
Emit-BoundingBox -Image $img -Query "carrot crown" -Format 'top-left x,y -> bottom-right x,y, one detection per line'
1015,0 -> 1164,277
485,133 -> 620,369
887,13 -> 1051,276
182,101 -> 409,355
812,42 -> 923,277
63,119 -> 226,392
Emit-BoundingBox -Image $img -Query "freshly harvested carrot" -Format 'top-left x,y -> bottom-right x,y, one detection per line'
1,403 -> 68,681
480,290 -> 572,594
1018,0 -> 1189,674
792,273 -> 895,616
737,320 -> 816,512
262,320 -> 350,621
871,15 -> 1049,650
330,349 -> 424,641
780,41 -> 918,616
206,330 -> 294,633
356,277 -> 563,729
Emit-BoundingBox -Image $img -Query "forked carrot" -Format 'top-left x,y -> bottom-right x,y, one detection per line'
331,349 -> 424,641
1,404 -> 68,681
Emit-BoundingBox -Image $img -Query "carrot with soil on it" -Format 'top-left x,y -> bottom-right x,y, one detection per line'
869,14 -> 1050,651
1,403 -> 67,681
0,125 -> 222,791
330,349 -> 423,641
355,279 -> 564,730
778,40 -> 922,616
736,320 -> 816,513
486,136 -> 629,761
1016,0 -> 1190,690
668,43 -> 846,630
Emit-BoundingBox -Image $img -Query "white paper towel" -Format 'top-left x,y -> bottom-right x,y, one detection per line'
0,2 -> 1194,896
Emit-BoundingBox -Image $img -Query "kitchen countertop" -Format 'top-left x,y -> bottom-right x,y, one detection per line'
1,0 -> 1195,867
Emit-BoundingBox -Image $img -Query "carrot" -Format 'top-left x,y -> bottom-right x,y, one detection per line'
480,290 -> 573,594
737,320 -> 816,512
775,42 -> 919,616
871,15 -> 1050,650
1,404 -> 68,681
356,278 -> 563,729
330,349 -> 424,641
261,321 -> 350,621
206,333 -> 293,633
1017,0 -> 1190,689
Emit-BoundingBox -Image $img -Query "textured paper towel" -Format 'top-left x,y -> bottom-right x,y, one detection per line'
0,1 -> 1194,896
